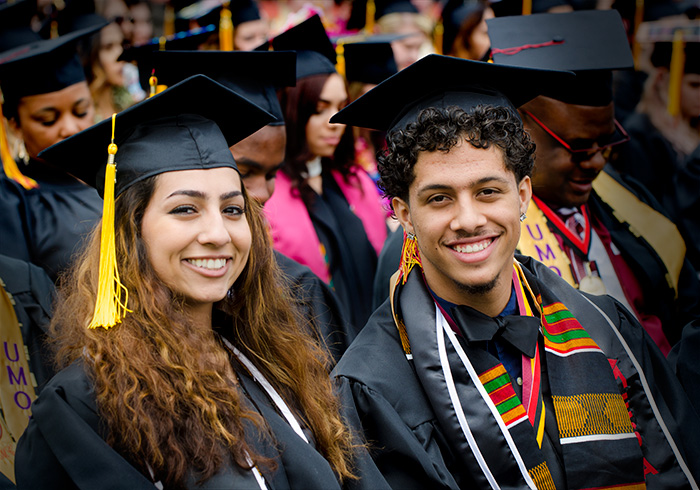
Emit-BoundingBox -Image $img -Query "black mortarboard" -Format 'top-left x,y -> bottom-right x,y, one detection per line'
148,50 -> 296,125
0,20 -> 107,110
344,38 -> 399,84
487,10 -> 634,106
118,25 -> 217,63
347,0 -> 420,31
38,74 -> 276,197
330,54 -> 574,132
261,14 -> 336,79
0,0 -> 39,52
177,0 -> 261,27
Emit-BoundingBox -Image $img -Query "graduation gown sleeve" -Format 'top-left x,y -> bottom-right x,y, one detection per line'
333,304 -> 459,490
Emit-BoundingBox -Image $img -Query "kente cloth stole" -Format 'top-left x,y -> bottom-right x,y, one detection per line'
395,263 -> 645,490
0,278 -> 38,484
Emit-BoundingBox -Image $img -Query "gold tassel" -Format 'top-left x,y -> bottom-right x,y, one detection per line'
365,0 -> 375,33
399,231 -> 421,285
433,19 -> 444,55
219,2 -> 234,51
89,114 -> 129,329
335,42 -> 346,79
667,29 -> 685,117
163,4 -> 175,37
0,101 -> 37,190
522,0 -> 532,16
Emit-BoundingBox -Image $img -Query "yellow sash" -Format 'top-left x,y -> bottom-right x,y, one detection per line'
0,279 -> 37,484
518,202 -> 577,287
592,171 -> 685,298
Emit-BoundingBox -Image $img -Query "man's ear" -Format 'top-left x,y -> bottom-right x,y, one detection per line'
519,175 -> 532,216
392,196 -> 414,236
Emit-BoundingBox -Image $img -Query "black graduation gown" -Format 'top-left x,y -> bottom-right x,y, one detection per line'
308,172 -> 378,332
588,166 -> 700,346
0,176 -> 31,263
371,227 -> 402,310
616,112 -> 683,215
0,254 -> 55,391
274,250 -> 355,365
15,361 -> 344,490
3,160 -> 102,283
333,256 -> 700,489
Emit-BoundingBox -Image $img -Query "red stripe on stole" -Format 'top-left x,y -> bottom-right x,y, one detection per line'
542,316 -> 586,335
490,382 -> 517,405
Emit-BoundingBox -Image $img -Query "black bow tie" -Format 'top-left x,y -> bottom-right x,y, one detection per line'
451,305 -> 540,358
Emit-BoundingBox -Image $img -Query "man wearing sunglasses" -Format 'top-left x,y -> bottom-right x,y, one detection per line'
488,10 -> 700,358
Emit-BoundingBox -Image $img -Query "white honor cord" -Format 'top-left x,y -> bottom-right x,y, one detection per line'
221,337 -> 310,444
246,454 -> 269,490
435,306 -> 537,490
582,297 -> 699,490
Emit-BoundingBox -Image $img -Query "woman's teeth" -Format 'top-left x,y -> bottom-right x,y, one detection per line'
187,258 -> 227,270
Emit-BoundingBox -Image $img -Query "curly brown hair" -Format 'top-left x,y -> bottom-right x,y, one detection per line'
50,173 -> 356,488
378,105 -> 535,205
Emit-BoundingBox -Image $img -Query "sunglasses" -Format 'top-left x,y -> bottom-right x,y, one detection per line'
523,110 -> 630,163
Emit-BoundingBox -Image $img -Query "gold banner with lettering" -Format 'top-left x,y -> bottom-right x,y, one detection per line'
0,279 -> 37,483
518,202 -> 577,287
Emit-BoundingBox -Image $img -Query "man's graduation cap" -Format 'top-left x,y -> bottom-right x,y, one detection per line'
38,74 -> 275,329
148,50 -> 296,125
487,10 -> 634,106
260,14 -> 336,79
330,54 -> 574,133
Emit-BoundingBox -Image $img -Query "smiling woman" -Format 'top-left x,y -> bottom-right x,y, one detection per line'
13,76 -> 360,490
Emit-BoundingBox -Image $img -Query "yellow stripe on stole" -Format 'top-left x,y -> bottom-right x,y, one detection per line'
518,203 -> 576,286
592,171 -> 684,297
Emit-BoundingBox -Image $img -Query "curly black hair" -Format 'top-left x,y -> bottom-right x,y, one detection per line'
377,105 -> 535,204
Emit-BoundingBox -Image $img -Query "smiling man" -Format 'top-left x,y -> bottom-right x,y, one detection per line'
488,10 -> 700,357
329,54 -> 700,489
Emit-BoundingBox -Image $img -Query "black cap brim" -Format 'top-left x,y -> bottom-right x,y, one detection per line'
330,54 -> 574,132
39,74 -> 276,194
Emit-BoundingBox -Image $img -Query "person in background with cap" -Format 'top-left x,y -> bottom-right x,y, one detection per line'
14,75 -> 359,490
142,48 -> 355,365
264,15 -> 388,333
488,10 -> 700,358
176,0 -> 269,51
621,33 -> 700,219
440,0 -> 494,61
0,22 -> 107,283
330,53 -> 700,489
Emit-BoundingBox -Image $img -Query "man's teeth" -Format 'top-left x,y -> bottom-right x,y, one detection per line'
187,258 -> 227,270
453,239 -> 492,254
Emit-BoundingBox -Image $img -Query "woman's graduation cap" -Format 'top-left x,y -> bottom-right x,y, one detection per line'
38,74 -> 276,329
259,14 -> 337,79
147,50 -> 296,125
330,54 -> 574,133
0,20 -> 106,189
486,10 -> 634,106
343,34 -> 401,85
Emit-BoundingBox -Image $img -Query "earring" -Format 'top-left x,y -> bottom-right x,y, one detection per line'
406,231 -> 416,240
520,213 -> 527,222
